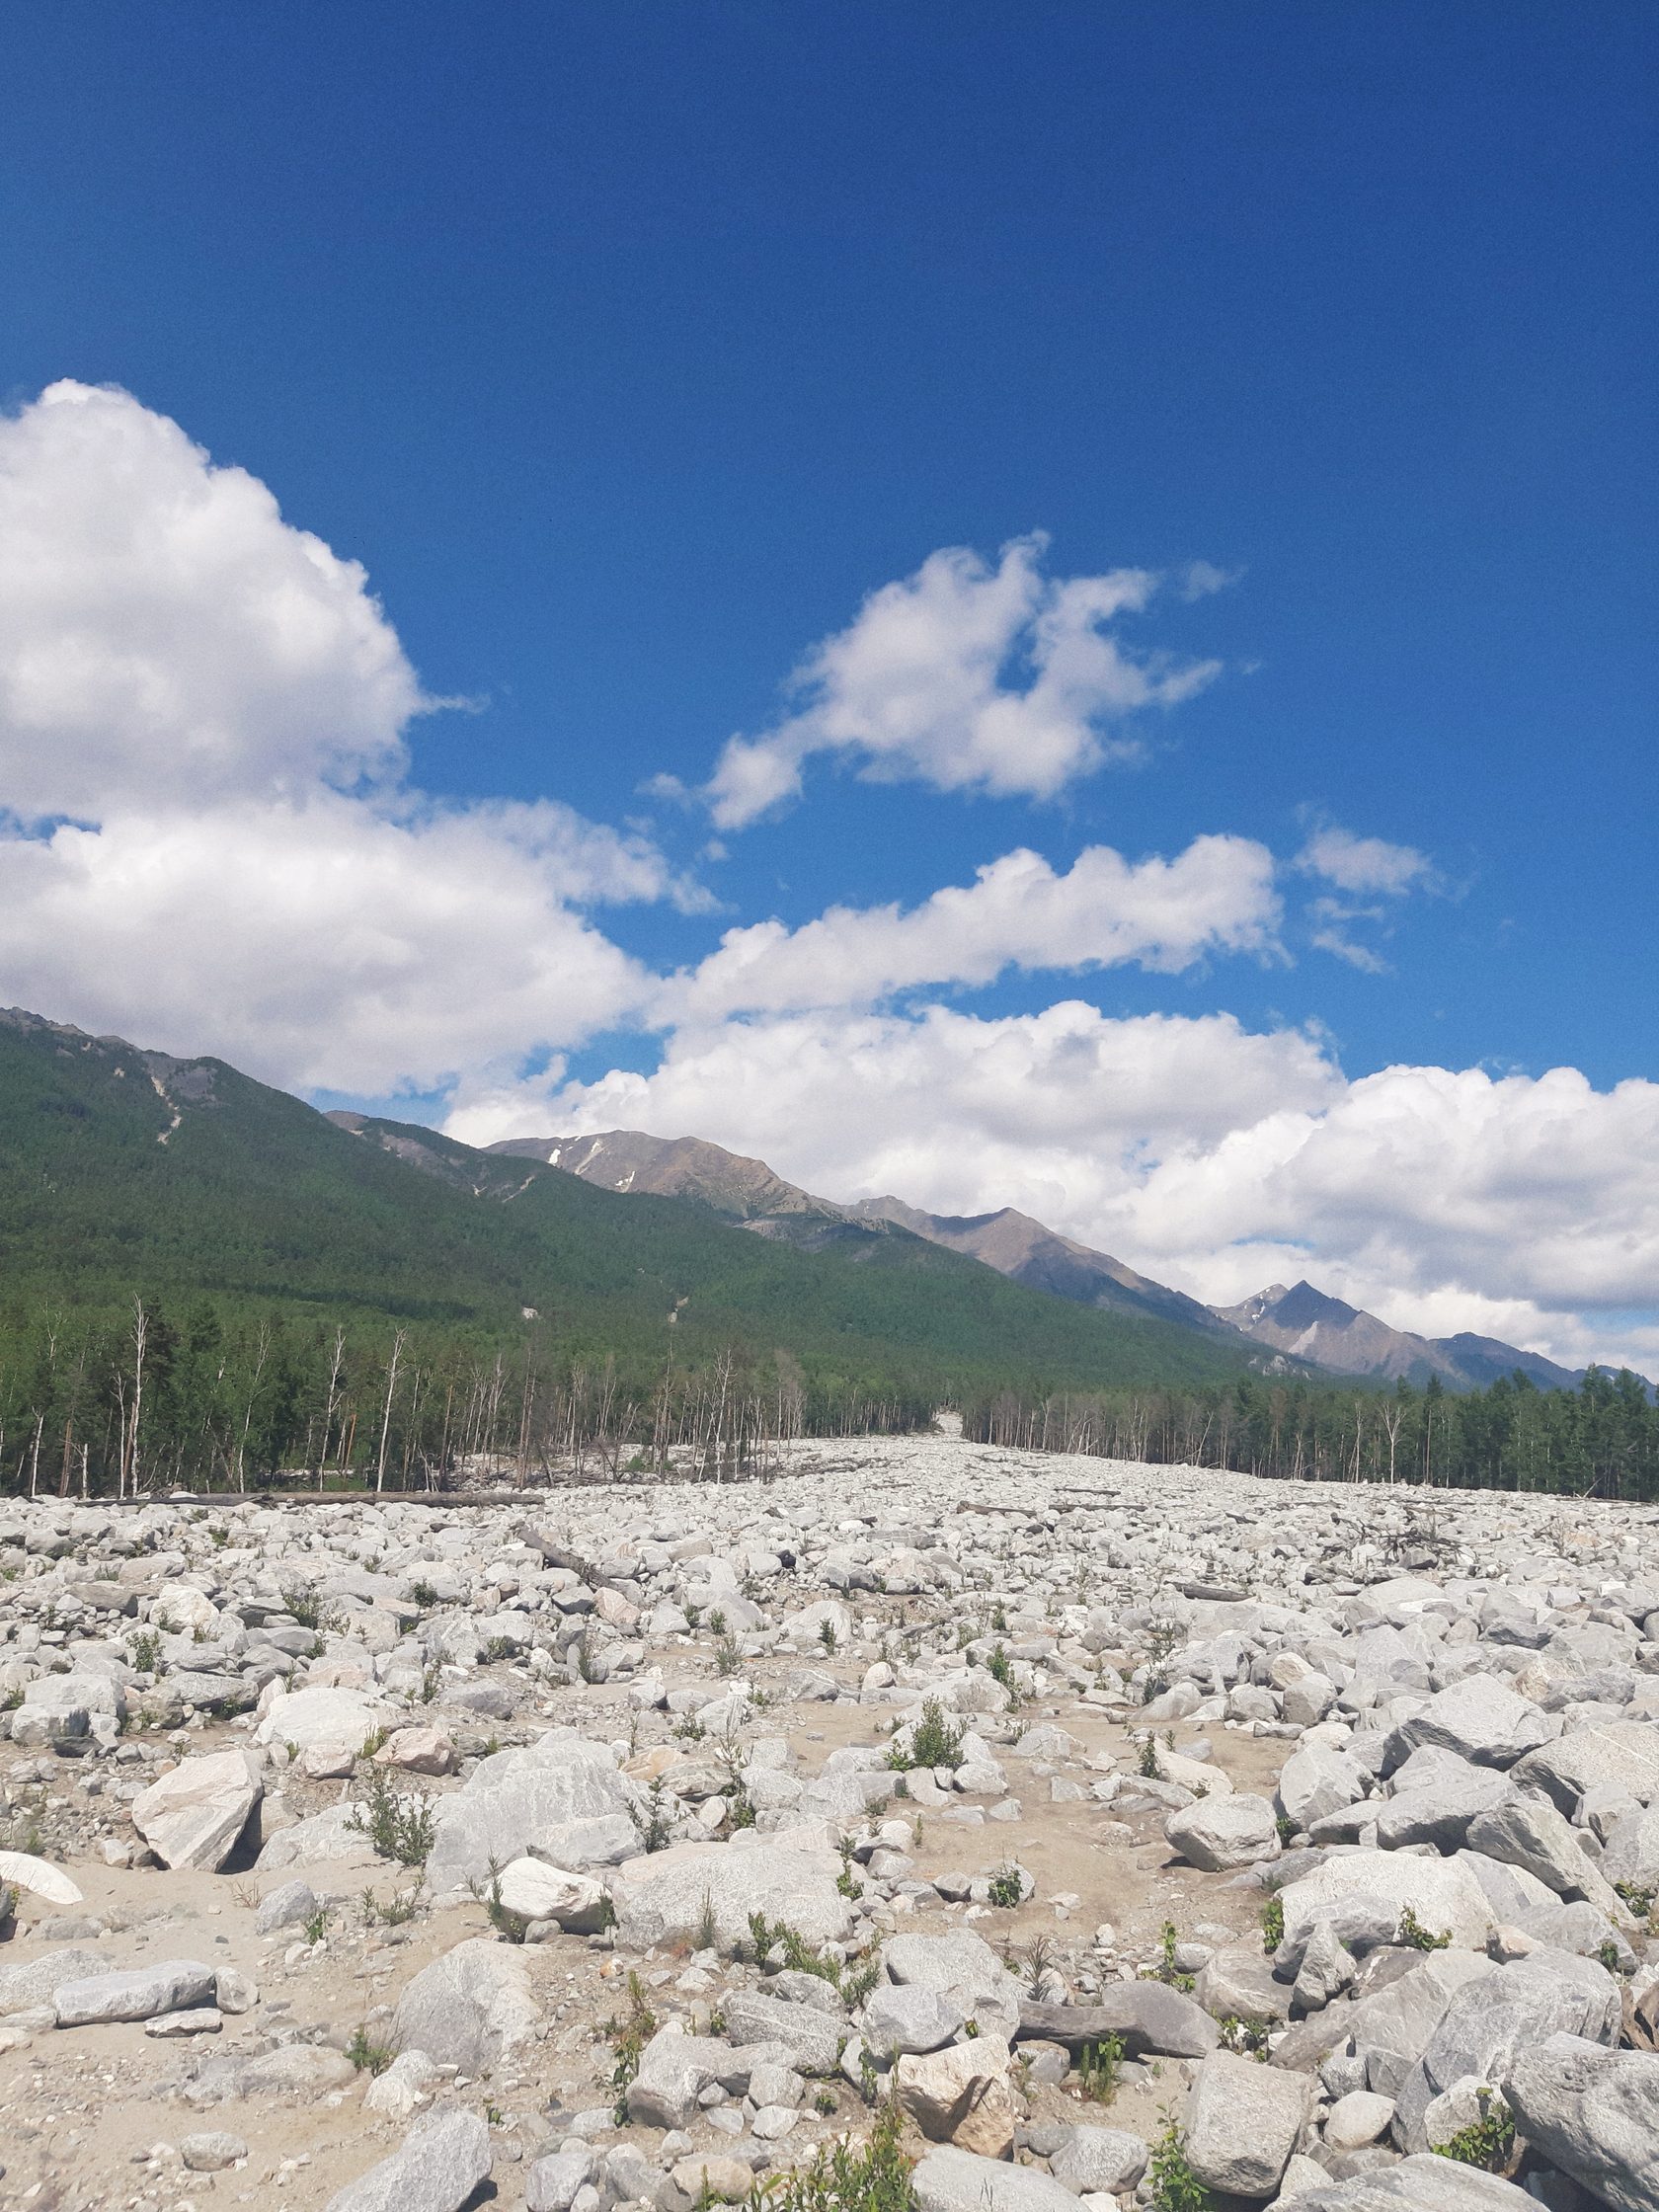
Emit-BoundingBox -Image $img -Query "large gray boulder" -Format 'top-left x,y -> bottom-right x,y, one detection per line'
1274,2155 -> 1541,2206
1375,1765 -> 1512,1853
1049,2126 -> 1147,2194
186,2045 -> 358,2104
1165,1790 -> 1281,1870
1382,1677 -> 1554,1773
1185,2049 -> 1311,2197
1270,1949 -> 1495,2091
1393,1955 -> 1621,2151
1277,1741 -> 1369,1831
883,1932 -> 1022,2041
322,2109 -> 491,2212
1502,2032 -> 1659,2212
626,2026 -> 733,2129
860,1984 -> 966,2058
1600,1804 -> 1659,1894
911,2148 -> 1080,2212
54,1959 -> 216,2025
1016,1985 -> 1220,2060
131,1748 -> 263,1870
609,1833 -> 852,1953
425,1731 -> 641,1898
1274,1849 -> 1497,1967
255,1685 -> 397,1762
1509,1720 -> 1659,1812
0,1945 -> 110,2016
388,1937 -> 540,2071
1465,1797 -> 1627,1917
720,1989 -> 840,2074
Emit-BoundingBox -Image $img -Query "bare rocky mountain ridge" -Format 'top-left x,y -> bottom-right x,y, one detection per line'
490,1128 -> 1589,1393
1216,1280 -> 1586,1394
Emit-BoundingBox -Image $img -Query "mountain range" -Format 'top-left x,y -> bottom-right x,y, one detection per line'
0,1005 -> 1248,1400
0,1000 -> 1599,1396
494,1127 -> 1592,1393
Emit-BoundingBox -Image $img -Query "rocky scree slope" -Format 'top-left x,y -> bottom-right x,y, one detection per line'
2,1439 -> 1659,2210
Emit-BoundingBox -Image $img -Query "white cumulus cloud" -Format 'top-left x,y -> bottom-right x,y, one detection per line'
666,832 -> 1282,1021
446,1004 -> 1659,1374
0,382 -> 676,1094
703,533 -> 1222,828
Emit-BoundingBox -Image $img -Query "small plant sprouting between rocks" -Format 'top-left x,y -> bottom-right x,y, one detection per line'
128,1629 -> 161,1674
819,1618 -> 837,1654
984,1644 -> 1017,1698
1137,1733 -> 1164,1781
475,1859 -> 530,1943
886,1698 -> 963,1773
1261,1896 -> 1285,1954
1076,2032 -> 1124,2103
1149,1921 -> 1194,1992
694,1888 -> 719,1952
747,1911 -> 878,2006
1435,2088 -> 1516,2173
836,1835 -> 864,1900
348,1767 -> 436,1866
282,1585 -> 323,1629
642,1778 -> 672,1854
360,1885 -> 419,1928
411,1579 -> 438,1608
986,1864 -> 1024,1910
301,1904 -> 331,1945
605,1971 -> 658,2124
1146,2111 -> 1215,2211
1398,1905 -> 1451,1952
346,2026 -> 395,2076
745,2105 -> 914,2212
1140,1620 -> 1183,1703
714,1633 -> 742,1677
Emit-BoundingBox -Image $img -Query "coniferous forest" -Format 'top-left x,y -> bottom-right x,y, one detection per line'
1,1006 -> 1652,1501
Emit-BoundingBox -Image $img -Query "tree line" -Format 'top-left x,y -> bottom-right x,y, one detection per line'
963,1365 -> 1659,1501
0,1297 -> 935,1498
1,1292 -> 1651,1503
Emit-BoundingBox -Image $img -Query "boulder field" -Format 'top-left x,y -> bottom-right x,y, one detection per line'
0,1434 -> 1657,2210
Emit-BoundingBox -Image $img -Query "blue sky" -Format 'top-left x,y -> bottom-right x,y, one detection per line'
2,5 -> 1655,1364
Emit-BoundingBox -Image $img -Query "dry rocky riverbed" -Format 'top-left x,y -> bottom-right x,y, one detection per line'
3,1435 -> 1659,2212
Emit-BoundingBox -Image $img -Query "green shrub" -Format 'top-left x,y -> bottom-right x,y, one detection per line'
348,1768 -> 436,1866
1435,2089 -> 1515,2173
887,1698 -> 964,1773
1076,2033 -> 1124,2103
1398,1905 -> 1451,1952
1146,2114 -> 1215,2211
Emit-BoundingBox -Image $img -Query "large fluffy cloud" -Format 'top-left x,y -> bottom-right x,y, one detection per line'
703,533 -> 1222,828
0,381 -> 421,818
666,833 -> 1282,1021
0,382 -> 679,1091
447,1005 -> 1659,1374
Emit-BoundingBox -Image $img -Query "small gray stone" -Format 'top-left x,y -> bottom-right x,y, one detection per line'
254,1878 -> 318,1936
526,2149 -> 597,2212
180,2131 -> 248,2172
